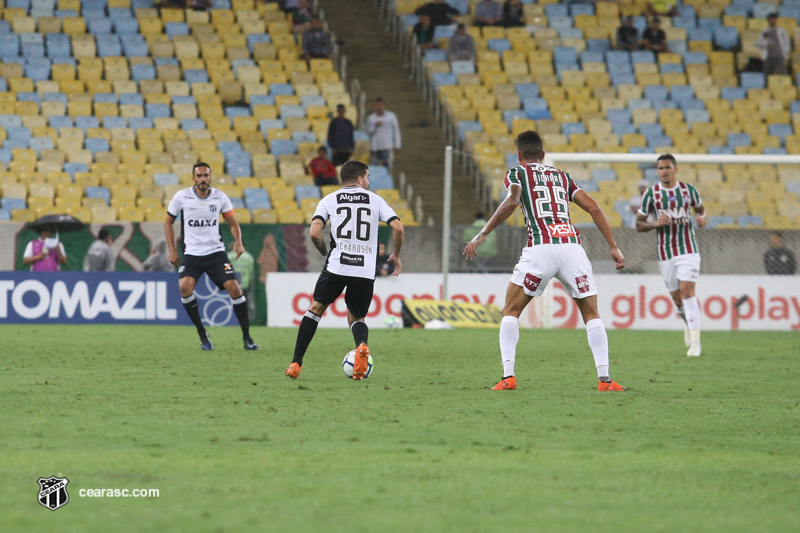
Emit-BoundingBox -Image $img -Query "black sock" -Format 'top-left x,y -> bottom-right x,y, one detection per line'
232,296 -> 250,339
181,294 -> 205,335
293,312 -> 321,365
351,321 -> 369,347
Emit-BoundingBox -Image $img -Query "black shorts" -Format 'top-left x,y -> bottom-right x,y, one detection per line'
313,270 -> 374,319
179,251 -> 237,291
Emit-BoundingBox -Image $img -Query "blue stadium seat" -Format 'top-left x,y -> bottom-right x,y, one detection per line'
544,4 -> 568,18
96,35 -> 122,58
608,62 -> 633,75
721,86 -> 746,101
553,46 -> 577,64
610,72 -> 636,87
295,185 -> 321,203
269,139 -> 297,156
113,18 -> 139,35
458,121 -> 482,141
628,99 -> 652,112
727,133 -> 751,147
673,16 -> 697,30
576,180 -> 599,192
87,17 -> 113,34
132,64 -> 156,81
631,50 -> 656,64
753,2 -> 777,19
707,215 -> 734,228
30,137 -> 54,154
85,138 -> 110,155
102,116 -> 127,129
660,63 -> 684,74
1,198 -> 27,210
708,146 -> 734,155
670,85 -> 694,102
639,123 -> 663,137
244,188 -> 271,210
165,22 -> 189,37
184,69 -> 209,85
154,173 -> 179,186
606,50 -> 630,64
259,119 -> 285,133
121,35 -> 148,57
586,39 -> 610,53
0,115 -> 23,129
146,103 -> 170,118
94,93 -> 117,103
247,34 -> 271,53
119,93 -> 144,106
607,109 -> 632,124
612,122 -> 637,135
301,94 -> 326,107
75,116 -> 99,131
181,118 -> 205,130
570,3 -> 594,16
270,83 -> 295,96
48,116 -> 73,130
515,82 -> 539,99
779,6 -> 800,19
128,117 -> 153,130
562,122 -> 586,137
644,85 -> 668,101
85,186 -> 111,204
433,25 -> 455,42
424,48 -> 447,62
580,50 -> 604,65
738,215 -> 762,227
225,107 -> 250,119
679,99 -> 705,112
768,124 -> 793,144
450,60 -> 475,75
280,105 -> 306,119
292,131 -> 316,144
45,34 -> 71,58
592,169 -> 616,182
0,208 -> 11,221
18,91 -> 41,104
683,51 -> 707,64
8,126 -> 31,144
764,147 -> 787,155
685,109 -> 710,125
724,6 -> 749,17
249,94 -> 275,107
677,4 -> 696,18
228,197 -> 246,209
652,100 -> 677,113
487,39 -> 511,52
687,27 -> 712,42
502,109 -> 525,128
740,72 -> 765,90
697,18 -> 722,30
431,72 -> 457,89
550,16 -> 573,32
714,26 -> 739,50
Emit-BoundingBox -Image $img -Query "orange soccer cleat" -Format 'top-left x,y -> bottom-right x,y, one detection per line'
352,343 -> 370,380
285,362 -> 302,379
492,376 -> 517,390
597,380 -> 627,391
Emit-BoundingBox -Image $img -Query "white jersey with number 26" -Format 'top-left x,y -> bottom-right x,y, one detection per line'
313,186 -> 398,280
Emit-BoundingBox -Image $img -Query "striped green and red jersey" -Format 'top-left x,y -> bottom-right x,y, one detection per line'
638,181 -> 702,261
504,162 -> 582,246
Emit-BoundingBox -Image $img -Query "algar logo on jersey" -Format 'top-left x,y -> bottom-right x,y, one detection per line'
337,192 -> 370,204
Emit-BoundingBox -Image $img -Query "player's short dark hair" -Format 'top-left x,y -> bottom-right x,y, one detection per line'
657,154 -> 677,166
98,228 -> 110,240
516,130 -> 544,161
340,160 -> 368,183
193,161 -> 211,174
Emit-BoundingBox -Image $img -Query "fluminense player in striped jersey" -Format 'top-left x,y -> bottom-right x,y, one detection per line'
636,154 -> 707,357
464,130 -> 626,391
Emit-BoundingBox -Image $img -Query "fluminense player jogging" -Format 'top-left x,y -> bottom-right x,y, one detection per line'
165,162 -> 258,351
464,130 -> 626,391
286,160 -> 404,380
636,154 -> 707,357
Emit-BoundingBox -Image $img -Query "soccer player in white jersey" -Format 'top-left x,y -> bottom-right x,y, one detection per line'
464,131 -> 626,391
164,162 -> 258,351
285,161 -> 404,380
637,154 -> 707,356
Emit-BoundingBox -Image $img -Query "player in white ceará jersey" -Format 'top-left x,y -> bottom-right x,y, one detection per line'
165,162 -> 258,351
285,160 -> 404,380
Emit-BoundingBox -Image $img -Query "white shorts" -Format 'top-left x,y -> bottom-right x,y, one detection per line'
658,253 -> 701,292
510,243 -> 597,299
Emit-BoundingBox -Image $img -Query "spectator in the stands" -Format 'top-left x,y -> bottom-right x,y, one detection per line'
763,231 -> 796,275
413,13 -> 436,50
302,17 -> 332,60
448,23 -> 476,63
308,147 -> 339,186
327,104 -> 354,166
415,0 -> 460,28
289,0 -> 314,33
366,97 -> 402,168
641,17 -> 667,53
758,13 -> 791,76
474,0 -> 503,27
616,16 -> 640,51
646,0 -> 677,17
502,0 -> 525,28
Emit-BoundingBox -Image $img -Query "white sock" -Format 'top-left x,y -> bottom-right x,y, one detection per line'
676,305 -> 687,324
586,318 -> 609,379
683,296 -> 701,342
499,316 -> 519,377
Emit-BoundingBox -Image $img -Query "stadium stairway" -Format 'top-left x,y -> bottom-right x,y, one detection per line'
319,0 -> 481,225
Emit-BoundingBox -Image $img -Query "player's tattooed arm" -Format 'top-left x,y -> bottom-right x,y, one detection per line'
309,219 -> 328,257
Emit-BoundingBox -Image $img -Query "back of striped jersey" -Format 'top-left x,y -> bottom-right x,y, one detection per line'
504,162 -> 582,246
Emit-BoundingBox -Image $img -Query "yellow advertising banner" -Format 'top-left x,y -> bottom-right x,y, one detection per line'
402,299 -> 502,328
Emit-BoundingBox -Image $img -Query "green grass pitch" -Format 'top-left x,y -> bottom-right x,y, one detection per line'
1,324 -> 798,532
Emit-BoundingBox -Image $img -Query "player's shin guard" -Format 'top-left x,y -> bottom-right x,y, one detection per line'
351,320 -> 368,347
499,316 -> 519,377
181,294 -> 205,334
683,296 -> 701,343
586,318 -> 610,380
232,295 -> 250,338
293,311 -> 321,365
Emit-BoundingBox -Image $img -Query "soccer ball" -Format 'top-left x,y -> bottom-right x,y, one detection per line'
342,350 -> 374,379
384,315 -> 403,329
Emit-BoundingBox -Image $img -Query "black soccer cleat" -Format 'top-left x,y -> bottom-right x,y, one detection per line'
243,337 -> 259,350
